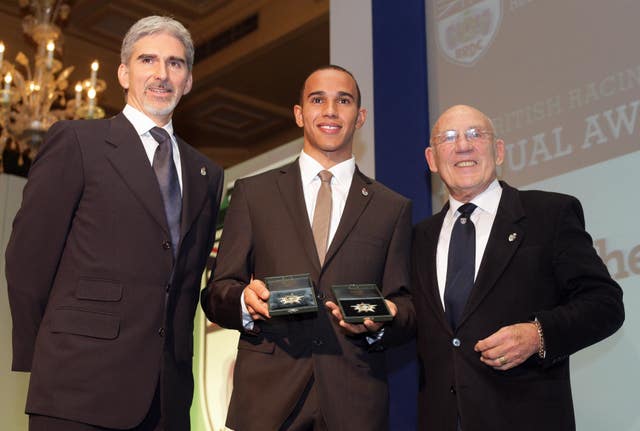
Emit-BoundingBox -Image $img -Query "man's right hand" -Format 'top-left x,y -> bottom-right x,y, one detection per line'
243,278 -> 271,321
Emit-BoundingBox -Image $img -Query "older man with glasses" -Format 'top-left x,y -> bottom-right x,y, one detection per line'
411,104 -> 624,431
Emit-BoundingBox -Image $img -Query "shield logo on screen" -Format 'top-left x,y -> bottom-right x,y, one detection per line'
435,0 -> 502,66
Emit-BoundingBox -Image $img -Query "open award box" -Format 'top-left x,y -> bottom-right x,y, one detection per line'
265,273 -> 318,316
331,284 -> 392,323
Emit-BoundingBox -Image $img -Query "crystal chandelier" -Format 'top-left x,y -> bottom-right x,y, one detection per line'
0,0 -> 107,157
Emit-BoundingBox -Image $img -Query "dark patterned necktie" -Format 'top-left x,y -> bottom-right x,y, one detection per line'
444,203 -> 477,329
150,126 -> 182,259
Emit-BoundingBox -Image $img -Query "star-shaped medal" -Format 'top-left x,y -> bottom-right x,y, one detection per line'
351,302 -> 377,313
279,294 -> 304,305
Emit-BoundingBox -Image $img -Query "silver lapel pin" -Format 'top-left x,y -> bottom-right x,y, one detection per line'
200,167 -> 207,176
508,232 -> 517,242
361,187 -> 369,197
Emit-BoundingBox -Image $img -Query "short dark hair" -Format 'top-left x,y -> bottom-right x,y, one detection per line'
299,64 -> 362,108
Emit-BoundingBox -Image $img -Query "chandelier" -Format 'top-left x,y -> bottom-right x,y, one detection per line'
0,0 -> 107,159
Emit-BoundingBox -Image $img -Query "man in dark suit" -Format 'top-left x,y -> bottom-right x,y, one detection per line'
201,65 -> 415,430
412,104 -> 624,430
5,16 -> 223,431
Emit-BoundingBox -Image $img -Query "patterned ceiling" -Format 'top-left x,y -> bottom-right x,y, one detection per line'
0,0 -> 329,167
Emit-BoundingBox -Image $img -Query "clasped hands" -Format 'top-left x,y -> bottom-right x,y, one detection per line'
243,278 -> 396,335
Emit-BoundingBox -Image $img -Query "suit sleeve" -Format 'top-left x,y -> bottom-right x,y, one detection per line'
201,179 -> 252,331
535,196 -> 624,364
379,198 -> 416,347
5,122 -> 84,371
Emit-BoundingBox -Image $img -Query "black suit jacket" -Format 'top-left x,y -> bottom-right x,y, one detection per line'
412,181 -> 624,431
201,161 -> 415,431
5,113 -> 223,429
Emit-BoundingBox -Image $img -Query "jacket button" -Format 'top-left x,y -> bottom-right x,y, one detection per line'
452,338 -> 461,347
158,327 -> 165,337
312,338 -> 323,346
316,291 -> 325,300
162,240 -> 171,250
450,385 -> 456,394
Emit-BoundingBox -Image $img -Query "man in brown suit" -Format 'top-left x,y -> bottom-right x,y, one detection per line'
201,65 -> 415,430
5,16 -> 223,430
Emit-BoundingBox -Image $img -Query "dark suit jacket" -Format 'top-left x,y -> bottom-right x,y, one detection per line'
5,113 -> 223,429
201,161 -> 415,431
412,181 -> 624,431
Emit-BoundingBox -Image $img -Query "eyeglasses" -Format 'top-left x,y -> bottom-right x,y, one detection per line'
431,128 -> 494,147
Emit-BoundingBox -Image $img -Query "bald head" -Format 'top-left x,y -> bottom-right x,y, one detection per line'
431,105 -> 496,142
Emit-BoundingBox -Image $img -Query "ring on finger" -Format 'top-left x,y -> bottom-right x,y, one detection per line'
498,355 -> 507,366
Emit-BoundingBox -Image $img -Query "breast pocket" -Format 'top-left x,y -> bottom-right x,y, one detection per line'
337,234 -> 388,277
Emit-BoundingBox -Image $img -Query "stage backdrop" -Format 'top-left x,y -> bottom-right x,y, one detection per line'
425,1 -> 639,430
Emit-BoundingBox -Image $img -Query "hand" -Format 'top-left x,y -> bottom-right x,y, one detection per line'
243,278 -> 270,321
325,300 -> 397,335
474,322 -> 539,370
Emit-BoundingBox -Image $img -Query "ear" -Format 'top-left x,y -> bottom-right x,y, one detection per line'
355,108 -> 367,129
494,138 -> 505,166
182,72 -> 193,96
293,105 -> 304,127
117,64 -> 129,90
425,147 -> 438,173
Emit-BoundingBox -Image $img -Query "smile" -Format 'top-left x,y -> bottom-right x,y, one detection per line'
455,161 -> 477,167
146,86 -> 173,95
318,124 -> 341,133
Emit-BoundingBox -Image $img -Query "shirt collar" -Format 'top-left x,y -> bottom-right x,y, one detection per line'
298,150 -> 356,187
448,179 -> 502,216
122,104 -> 174,138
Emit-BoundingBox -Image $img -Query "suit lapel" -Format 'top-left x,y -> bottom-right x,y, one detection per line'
176,137 -> 209,247
416,206 -> 451,331
323,168 -> 373,268
105,113 -> 169,236
277,161 -> 321,273
459,183 -> 525,326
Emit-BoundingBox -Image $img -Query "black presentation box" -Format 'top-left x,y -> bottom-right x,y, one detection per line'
265,273 -> 318,316
331,284 -> 393,323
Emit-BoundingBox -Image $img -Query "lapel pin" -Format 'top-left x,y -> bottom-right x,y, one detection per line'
361,187 -> 369,197
200,167 -> 207,176
508,233 -> 517,242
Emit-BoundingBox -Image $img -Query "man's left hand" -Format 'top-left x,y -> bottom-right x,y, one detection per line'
474,322 -> 539,370
325,300 -> 397,335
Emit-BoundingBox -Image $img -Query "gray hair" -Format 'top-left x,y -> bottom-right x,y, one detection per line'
121,16 -> 194,70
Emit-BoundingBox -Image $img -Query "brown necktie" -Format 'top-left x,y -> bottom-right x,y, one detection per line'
312,170 -> 333,266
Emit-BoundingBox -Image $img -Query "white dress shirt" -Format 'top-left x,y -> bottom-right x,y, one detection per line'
298,150 -> 355,248
435,179 -> 503,307
122,104 -> 183,191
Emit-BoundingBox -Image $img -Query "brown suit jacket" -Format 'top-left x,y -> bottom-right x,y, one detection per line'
412,182 -> 624,430
201,161 -> 415,431
5,113 -> 223,429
